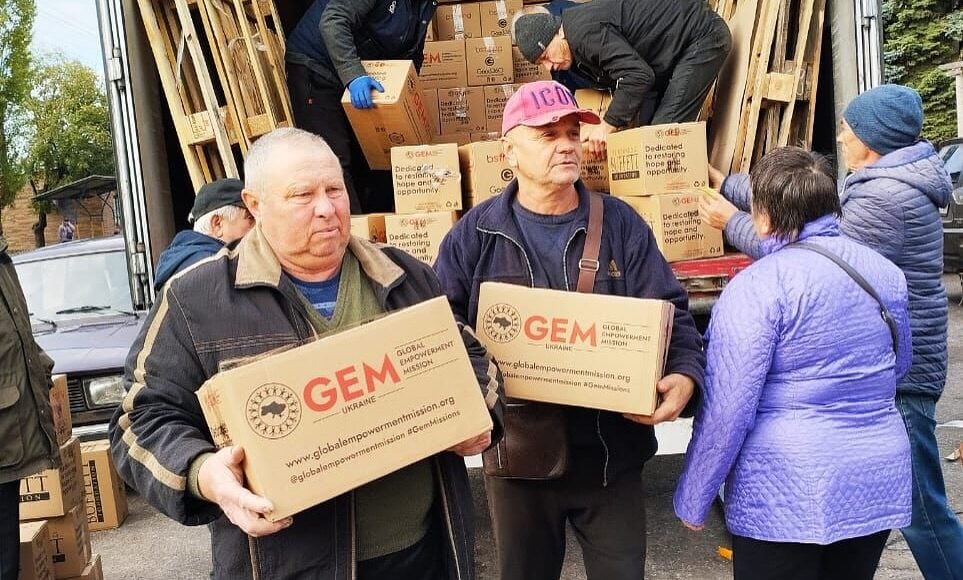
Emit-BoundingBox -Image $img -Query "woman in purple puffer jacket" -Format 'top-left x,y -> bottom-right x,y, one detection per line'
674,147 -> 913,580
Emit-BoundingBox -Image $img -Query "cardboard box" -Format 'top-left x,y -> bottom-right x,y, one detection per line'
384,211 -> 457,265
607,122 -> 709,195
46,504 -> 91,578
512,46 -> 551,83
19,521 -> 55,580
616,193 -> 724,263
434,133 -> 473,146
197,296 -> 493,521
20,437 -> 84,521
476,282 -> 674,415
479,0 -> 523,37
80,440 -> 128,532
483,84 -> 518,132
434,3 -> 482,39
50,374 -> 72,445
425,18 -> 435,42
459,141 -> 513,204
420,40 -> 468,89
466,36 -> 513,86
573,89 -> 614,192
391,144 -> 463,214
350,214 -> 389,243
341,61 -> 432,170
437,86 -> 487,134
421,89 -> 440,135
67,554 -> 103,580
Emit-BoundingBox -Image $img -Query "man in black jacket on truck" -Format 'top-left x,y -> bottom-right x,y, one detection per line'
513,0 -> 730,159
285,0 -> 438,214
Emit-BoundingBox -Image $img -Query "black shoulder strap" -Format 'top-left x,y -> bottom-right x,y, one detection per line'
790,242 -> 899,354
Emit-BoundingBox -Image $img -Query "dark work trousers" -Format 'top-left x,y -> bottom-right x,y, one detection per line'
485,465 -> 646,580
356,518 -> 446,580
0,480 -> 19,580
651,20 -> 732,124
731,530 -> 890,580
285,63 -> 395,214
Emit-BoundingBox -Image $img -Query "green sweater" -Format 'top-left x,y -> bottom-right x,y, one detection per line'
299,250 -> 436,561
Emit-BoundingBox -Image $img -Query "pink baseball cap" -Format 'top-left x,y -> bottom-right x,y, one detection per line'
501,80 -> 601,136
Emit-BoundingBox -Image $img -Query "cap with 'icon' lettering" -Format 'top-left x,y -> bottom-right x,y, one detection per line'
501,80 -> 601,136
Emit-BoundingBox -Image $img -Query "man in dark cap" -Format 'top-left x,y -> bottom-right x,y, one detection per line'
512,0 -> 730,158
153,178 -> 254,290
701,84 -> 963,580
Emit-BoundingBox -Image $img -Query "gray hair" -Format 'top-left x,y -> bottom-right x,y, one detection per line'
193,204 -> 248,235
244,128 -> 335,196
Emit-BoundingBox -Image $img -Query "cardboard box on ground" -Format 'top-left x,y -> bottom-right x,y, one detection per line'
475,282 -> 673,415
67,554 -> 103,580
80,440 -> 129,532
45,504 -> 92,578
384,211 -> 458,265
437,87 -> 487,134
196,296 -> 493,521
50,374 -> 71,446
465,36 -> 513,86
391,144 -> 463,214
341,61 -> 432,170
19,521 -> 54,580
19,437 -> 83,521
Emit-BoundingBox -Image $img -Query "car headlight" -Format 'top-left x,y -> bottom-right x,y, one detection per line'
84,375 -> 126,407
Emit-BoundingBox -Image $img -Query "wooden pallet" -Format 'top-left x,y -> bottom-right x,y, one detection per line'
137,0 -> 241,189
137,0 -> 291,189
709,0 -> 825,173
195,0 -> 292,150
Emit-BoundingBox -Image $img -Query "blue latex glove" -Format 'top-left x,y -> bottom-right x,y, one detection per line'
347,75 -> 385,109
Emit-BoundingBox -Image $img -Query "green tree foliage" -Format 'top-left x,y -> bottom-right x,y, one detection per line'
0,0 -> 35,230
883,0 -> 963,142
27,55 -> 114,191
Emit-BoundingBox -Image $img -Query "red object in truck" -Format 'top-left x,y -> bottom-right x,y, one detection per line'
671,253 -> 754,315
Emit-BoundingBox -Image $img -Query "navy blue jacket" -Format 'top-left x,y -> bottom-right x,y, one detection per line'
153,230 -> 225,291
721,141 -> 951,397
286,0 -> 437,89
435,180 -> 705,478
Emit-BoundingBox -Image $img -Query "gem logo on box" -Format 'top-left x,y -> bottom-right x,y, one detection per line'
246,384 -> 302,439
483,303 -> 521,342
303,355 -> 400,413
525,317 -> 597,348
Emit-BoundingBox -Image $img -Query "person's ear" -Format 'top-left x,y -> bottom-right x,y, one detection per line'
502,137 -> 518,168
209,213 -> 223,237
242,189 -> 260,219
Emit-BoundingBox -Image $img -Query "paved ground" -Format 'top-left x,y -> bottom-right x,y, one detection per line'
91,276 -> 963,579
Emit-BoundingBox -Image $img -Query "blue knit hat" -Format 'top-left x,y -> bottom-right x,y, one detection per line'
842,84 -> 923,155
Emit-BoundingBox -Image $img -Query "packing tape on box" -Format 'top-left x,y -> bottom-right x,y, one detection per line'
454,88 -> 469,119
500,84 -> 513,98
495,0 -> 508,20
416,164 -> 457,189
453,5 -> 465,36
484,37 -> 496,52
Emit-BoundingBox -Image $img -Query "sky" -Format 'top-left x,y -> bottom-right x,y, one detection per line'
31,0 -> 104,74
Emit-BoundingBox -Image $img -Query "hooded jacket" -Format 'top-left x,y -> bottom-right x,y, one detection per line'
110,226 -> 505,580
153,230 -> 225,291
721,141 -> 952,396
675,217 -> 913,542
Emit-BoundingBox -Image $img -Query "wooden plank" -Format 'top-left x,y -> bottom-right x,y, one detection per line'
765,72 -> 796,102
244,0 -> 293,129
231,0 -> 281,131
734,0 -> 782,172
776,0 -> 816,146
174,0 -> 239,180
707,0 -> 762,173
800,0 -> 826,145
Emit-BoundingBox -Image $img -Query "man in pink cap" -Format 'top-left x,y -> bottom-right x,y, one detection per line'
434,80 -> 705,579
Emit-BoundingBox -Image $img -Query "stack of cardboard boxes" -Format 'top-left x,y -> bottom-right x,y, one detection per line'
18,375 -> 128,580
18,375 -> 100,580
607,122 -> 724,263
